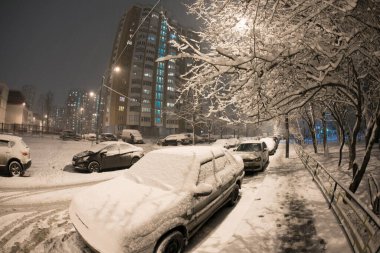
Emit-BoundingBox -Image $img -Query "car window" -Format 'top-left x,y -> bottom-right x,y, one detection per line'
214,155 -> 228,172
0,140 -> 9,147
198,160 -> 217,187
104,144 -> 119,152
236,143 -> 261,152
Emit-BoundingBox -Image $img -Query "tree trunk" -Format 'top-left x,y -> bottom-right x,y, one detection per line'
311,129 -> 318,153
322,112 -> 328,156
349,119 -> 379,193
338,126 -> 345,167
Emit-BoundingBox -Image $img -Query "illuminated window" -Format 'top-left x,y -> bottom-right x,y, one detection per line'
142,107 -> 151,113
118,106 -> 125,111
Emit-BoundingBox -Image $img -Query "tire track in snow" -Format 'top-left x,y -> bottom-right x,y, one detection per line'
0,209 -> 63,248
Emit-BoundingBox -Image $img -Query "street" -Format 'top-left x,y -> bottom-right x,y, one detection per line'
0,137 -> 350,253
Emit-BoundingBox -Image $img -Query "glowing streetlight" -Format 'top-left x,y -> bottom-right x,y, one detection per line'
113,66 -> 121,73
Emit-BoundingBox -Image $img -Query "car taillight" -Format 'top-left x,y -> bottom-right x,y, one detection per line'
21,151 -> 29,156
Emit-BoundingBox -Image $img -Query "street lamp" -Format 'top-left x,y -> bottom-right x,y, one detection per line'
95,66 -> 121,143
80,107 -> 84,136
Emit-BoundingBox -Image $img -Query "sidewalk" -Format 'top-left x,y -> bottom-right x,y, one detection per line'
191,144 -> 352,253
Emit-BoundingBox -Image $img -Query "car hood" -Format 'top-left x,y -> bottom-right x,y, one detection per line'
233,151 -> 260,159
73,150 -> 94,158
70,176 -> 191,252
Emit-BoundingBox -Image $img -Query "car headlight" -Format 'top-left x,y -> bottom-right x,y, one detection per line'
77,156 -> 89,163
253,157 -> 261,162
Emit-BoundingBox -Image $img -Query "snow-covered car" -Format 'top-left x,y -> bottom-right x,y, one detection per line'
227,138 -> 240,148
200,133 -> 217,143
212,139 -> 230,148
72,141 -> 143,173
0,134 -> 32,176
260,137 -> 277,155
60,130 -> 81,141
70,146 -> 244,253
100,133 -> 117,142
233,140 -> 269,172
160,133 -> 191,146
83,133 -> 96,141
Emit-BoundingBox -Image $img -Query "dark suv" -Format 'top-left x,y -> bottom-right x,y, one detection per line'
60,130 -> 81,141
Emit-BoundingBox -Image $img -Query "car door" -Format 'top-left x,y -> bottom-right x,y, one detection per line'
191,159 -> 223,231
119,143 -> 133,167
0,140 -> 10,167
100,144 -> 120,169
214,154 -> 236,202
262,142 -> 269,163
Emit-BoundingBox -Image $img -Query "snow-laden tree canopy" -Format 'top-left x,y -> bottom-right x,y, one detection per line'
158,0 -> 380,124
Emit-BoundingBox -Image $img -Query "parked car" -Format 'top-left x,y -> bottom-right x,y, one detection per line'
60,130 -> 81,141
212,138 -> 230,148
182,133 -> 204,144
227,138 -> 240,148
121,129 -> 144,144
233,140 -> 269,172
72,141 -> 143,173
160,133 -> 191,146
83,133 -> 96,141
0,134 -> 32,176
201,134 -> 217,143
260,137 -> 277,155
100,133 -> 117,142
70,146 -> 244,253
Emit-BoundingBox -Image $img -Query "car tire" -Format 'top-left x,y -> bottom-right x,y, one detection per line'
130,157 -> 140,166
88,161 -> 101,173
8,161 -> 23,177
156,231 -> 185,253
227,184 -> 240,207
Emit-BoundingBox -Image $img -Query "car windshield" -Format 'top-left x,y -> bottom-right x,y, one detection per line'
236,143 -> 261,152
89,142 -> 111,152
125,152 -> 199,190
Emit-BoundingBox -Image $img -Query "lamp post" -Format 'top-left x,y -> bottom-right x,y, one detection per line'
95,76 -> 105,143
95,66 -> 121,143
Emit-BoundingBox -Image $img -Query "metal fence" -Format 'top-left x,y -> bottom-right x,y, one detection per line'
0,123 -> 61,135
295,144 -> 380,253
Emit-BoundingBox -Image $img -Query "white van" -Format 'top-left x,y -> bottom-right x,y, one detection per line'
121,129 -> 143,144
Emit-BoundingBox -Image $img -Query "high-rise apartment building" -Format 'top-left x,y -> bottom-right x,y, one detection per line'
103,4 -> 195,137
64,90 -> 97,134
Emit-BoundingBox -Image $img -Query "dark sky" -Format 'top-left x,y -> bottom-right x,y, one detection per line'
0,0 -> 196,106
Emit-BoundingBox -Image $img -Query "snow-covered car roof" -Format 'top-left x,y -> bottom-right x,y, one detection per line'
88,141 -> 141,153
240,140 -> 262,144
0,134 -> 22,141
125,146 -> 226,190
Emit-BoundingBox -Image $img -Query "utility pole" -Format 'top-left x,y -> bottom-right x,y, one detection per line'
285,113 -> 289,158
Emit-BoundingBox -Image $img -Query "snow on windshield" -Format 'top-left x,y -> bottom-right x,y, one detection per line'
125,152 -> 200,190
236,143 -> 261,152
89,142 -> 110,152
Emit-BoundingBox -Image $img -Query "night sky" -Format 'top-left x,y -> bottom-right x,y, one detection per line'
0,0 -> 196,106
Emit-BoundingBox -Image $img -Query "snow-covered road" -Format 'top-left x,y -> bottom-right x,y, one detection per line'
0,137 -> 351,253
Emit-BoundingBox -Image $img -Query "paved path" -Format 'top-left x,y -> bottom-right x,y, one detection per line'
189,143 -> 352,253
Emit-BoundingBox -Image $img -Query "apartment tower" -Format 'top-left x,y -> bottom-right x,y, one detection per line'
103,4 -> 194,137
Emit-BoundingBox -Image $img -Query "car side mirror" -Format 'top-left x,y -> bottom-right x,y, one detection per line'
100,150 -> 107,156
194,183 -> 213,197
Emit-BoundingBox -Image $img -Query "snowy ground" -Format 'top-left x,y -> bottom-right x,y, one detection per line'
0,136 -> 352,253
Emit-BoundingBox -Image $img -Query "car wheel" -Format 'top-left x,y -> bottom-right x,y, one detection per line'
8,161 -> 23,177
156,231 -> 185,253
87,161 -> 101,173
227,184 -> 240,207
130,157 -> 140,166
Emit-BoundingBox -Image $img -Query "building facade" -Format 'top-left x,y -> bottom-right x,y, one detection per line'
103,5 -> 195,137
64,89 -> 98,134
